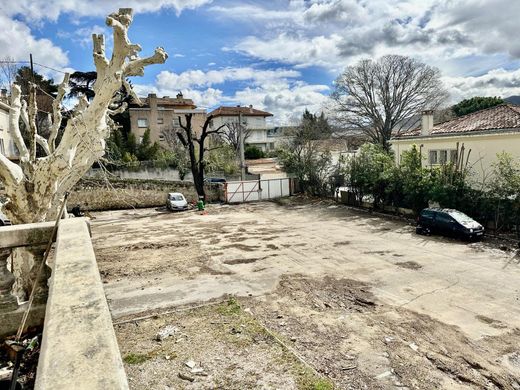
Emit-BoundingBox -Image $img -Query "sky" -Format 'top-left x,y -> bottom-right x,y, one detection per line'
2,0 -> 520,125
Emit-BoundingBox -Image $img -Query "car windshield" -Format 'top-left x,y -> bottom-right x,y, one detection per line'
448,210 -> 474,223
169,195 -> 184,201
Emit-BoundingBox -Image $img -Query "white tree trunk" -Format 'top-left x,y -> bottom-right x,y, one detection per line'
0,8 -> 167,224
0,9 -> 167,301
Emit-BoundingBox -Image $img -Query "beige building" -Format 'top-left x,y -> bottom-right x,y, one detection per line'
391,105 -> 520,184
0,93 -> 18,160
208,105 -> 274,151
129,92 -> 207,146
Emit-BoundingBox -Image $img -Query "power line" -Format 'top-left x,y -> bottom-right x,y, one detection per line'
0,60 -> 69,74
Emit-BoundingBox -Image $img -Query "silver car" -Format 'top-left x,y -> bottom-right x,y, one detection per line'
166,192 -> 189,211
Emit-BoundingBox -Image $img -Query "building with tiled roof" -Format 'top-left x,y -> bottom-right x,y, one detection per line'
129,92 -> 206,146
208,105 -> 274,152
209,106 -> 273,118
391,105 -> 520,182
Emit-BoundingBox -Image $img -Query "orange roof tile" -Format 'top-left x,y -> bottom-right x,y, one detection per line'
209,106 -> 273,117
395,104 -> 520,138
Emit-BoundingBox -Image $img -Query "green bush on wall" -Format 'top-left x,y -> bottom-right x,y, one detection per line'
245,145 -> 266,159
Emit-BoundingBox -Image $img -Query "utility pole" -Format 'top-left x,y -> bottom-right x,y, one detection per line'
238,111 -> 246,181
29,54 -> 34,82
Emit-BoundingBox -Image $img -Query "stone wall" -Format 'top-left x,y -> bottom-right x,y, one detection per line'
69,178 -> 221,211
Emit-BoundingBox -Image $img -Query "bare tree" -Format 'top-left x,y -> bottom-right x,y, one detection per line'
176,114 -> 227,201
331,55 -> 448,150
0,8 -> 167,301
0,56 -> 18,93
0,8 -> 167,224
220,121 -> 251,151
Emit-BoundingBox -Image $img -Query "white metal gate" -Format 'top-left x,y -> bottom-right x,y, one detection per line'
224,178 -> 293,203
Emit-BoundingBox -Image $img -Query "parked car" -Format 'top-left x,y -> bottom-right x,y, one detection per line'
166,192 -> 189,211
416,208 -> 484,241
0,211 -> 11,226
204,177 -> 226,184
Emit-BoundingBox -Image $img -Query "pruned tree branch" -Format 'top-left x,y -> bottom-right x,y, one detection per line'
48,73 -> 70,152
8,85 -> 29,161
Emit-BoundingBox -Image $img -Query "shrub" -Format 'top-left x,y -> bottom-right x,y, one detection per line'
245,145 -> 266,159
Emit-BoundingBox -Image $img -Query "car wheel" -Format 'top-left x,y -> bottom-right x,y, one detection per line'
416,226 -> 424,235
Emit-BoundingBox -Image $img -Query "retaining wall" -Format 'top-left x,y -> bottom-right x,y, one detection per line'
69,178 -> 221,211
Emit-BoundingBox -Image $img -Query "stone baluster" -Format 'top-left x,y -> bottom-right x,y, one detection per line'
0,248 -> 18,311
28,245 -> 51,304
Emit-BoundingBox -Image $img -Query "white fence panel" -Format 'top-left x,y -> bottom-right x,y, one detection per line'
226,180 -> 261,203
225,178 -> 292,203
260,178 -> 290,200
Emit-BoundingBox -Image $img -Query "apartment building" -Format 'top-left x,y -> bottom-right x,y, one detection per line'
129,92 -> 207,146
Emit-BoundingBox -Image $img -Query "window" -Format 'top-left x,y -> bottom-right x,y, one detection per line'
436,213 -> 453,224
173,118 -> 181,128
439,150 -> 448,164
428,150 -> 438,165
421,210 -> 435,220
0,139 -> 5,155
137,118 -> 148,128
450,150 -> 458,163
429,149 -> 458,165
157,117 -> 164,125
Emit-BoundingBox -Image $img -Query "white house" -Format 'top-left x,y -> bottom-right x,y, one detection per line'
208,105 -> 273,151
391,105 -> 520,184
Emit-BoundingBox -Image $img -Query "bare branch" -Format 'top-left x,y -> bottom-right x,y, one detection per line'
49,73 -> 70,152
122,79 -> 141,105
124,47 -> 168,77
92,34 -> 108,76
28,84 -> 38,162
8,84 -> 29,160
35,135 -> 50,155
0,153 -> 23,185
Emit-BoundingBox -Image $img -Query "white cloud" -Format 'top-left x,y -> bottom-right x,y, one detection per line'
444,68 -> 520,102
229,34 -> 344,70
3,0 -> 213,21
231,82 -> 330,125
155,67 -> 301,90
58,24 -> 111,47
0,13 -> 69,78
134,66 -> 330,125
216,0 -> 520,79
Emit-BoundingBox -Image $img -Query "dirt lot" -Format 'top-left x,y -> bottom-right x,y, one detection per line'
91,198 -> 520,389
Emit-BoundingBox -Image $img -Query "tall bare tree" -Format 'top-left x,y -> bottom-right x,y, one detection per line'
331,55 -> 448,150
220,121 -> 251,151
176,114 -> 227,201
0,8 -> 167,300
0,8 -> 167,224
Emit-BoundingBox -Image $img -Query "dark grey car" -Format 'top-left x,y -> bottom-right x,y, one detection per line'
416,208 -> 484,241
